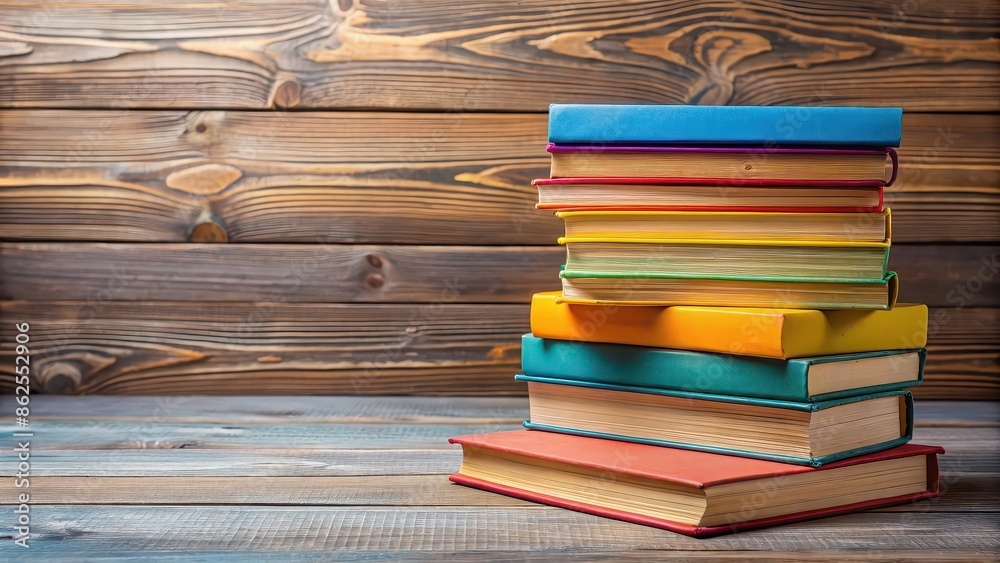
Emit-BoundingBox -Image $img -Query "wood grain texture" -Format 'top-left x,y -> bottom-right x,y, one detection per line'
5,448 -> 996,478
0,420 -> 524,451
1,551 -> 994,563
0,243 -> 564,303
0,110 -> 554,245
0,301 -> 531,395
2,475 -> 534,507
15,396 -> 995,426
18,395 -> 530,423
5,474 -> 995,512
0,111 -> 996,244
7,449 -> 995,478
0,1 -> 997,111
0,301 -> 995,397
916,307 -> 1000,401
0,396 -> 993,557
0,449 -> 467,477
892,246 -> 1000,307
0,420 -> 992,452
887,113 -> 1000,242
1,507 -> 995,554
1,243 -> 997,306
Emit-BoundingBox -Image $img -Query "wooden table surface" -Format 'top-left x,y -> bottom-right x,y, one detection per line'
1,396 -> 997,560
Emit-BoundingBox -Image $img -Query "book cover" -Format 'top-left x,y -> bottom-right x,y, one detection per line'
520,334 -> 926,402
560,237 -> 892,283
556,208 -> 891,243
529,291 -> 928,359
516,375 -> 914,466
547,104 -> 903,147
450,430 -> 942,537
559,272 -> 900,311
547,145 -> 898,187
533,178 -> 885,213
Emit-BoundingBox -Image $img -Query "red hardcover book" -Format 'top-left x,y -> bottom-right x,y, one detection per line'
546,145 -> 898,187
449,430 -> 942,537
533,178 -> 884,213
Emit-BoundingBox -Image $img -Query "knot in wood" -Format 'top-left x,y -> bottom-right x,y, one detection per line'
39,361 -> 82,394
365,273 -> 385,289
273,77 -> 302,109
190,220 -> 229,243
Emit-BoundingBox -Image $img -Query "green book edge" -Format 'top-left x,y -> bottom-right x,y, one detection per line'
559,270 -> 898,284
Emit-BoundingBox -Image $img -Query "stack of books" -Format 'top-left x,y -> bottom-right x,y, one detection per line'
449,105 -> 944,537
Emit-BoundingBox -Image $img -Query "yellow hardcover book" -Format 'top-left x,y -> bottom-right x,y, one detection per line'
557,209 -> 891,243
530,291 -> 928,359
557,236 -> 891,283
558,274 -> 899,310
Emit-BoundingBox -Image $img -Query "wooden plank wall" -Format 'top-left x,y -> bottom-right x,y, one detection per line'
0,0 -> 997,398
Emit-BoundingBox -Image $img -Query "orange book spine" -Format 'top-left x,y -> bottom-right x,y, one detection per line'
529,292 -> 788,358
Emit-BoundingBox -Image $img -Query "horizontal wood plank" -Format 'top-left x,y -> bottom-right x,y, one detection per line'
0,420 -> 991,452
0,420 -> 520,451
3,474 -> 994,512
5,449 -> 994,478
891,246 -> 1000,307
0,301 -> 532,395
0,1 -> 997,111
2,243 -> 997,306
0,243 -> 564,303
3,449 -> 994,478
0,111 -> 996,244
1,507 -> 995,554
0,449 -> 467,478
10,396 -> 992,426
0,475 -> 533,507
11,395 -> 530,424
0,302 -> 995,397
912,400 -> 1000,426
916,307 -> 1000,401
0,395 -> 992,557
0,551 -> 993,563
0,111 -> 556,245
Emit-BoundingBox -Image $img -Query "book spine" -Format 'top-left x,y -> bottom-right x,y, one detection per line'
521,336 -> 811,401
529,293 -> 790,358
549,146 -> 895,187
548,105 -> 903,147
886,148 -> 899,187
451,470 -> 939,538
916,348 -> 927,385
518,375 -> 817,410
548,175 -> 892,188
537,204 -> 885,213
522,421 -> 819,466
560,270 -> 893,284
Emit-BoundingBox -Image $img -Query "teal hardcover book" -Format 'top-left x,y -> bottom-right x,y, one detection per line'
516,374 -> 914,467
520,335 -> 925,402
548,104 -> 903,147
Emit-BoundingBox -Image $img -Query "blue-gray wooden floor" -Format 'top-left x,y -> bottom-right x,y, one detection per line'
1,397 -> 997,560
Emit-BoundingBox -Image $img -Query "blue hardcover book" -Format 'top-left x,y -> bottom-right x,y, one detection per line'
516,374 -> 913,467
548,104 -> 903,147
521,335 -> 925,402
